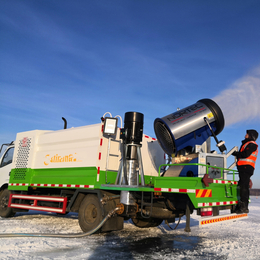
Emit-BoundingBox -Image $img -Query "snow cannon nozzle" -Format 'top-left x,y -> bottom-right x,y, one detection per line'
154,98 -> 225,156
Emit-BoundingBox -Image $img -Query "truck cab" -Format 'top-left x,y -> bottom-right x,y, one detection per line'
0,142 -> 15,217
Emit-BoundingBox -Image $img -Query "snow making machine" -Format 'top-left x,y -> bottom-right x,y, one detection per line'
0,98 -> 247,234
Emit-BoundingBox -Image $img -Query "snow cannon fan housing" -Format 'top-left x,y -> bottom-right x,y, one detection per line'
154,99 -> 225,156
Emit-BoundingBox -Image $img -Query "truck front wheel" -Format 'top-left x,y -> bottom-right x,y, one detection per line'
0,189 -> 15,218
78,194 -> 103,233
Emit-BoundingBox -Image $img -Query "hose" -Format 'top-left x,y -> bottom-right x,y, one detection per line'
165,216 -> 182,230
0,207 -> 119,238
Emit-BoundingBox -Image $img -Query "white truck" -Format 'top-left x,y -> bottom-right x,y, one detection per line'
0,99 -> 245,233
0,142 -> 15,217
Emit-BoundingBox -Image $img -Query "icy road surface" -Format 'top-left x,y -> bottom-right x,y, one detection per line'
0,197 -> 260,260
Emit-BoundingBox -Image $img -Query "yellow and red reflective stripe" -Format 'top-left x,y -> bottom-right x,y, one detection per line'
196,189 -> 212,198
200,213 -> 248,226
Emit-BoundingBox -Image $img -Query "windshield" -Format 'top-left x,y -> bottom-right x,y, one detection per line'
0,147 -> 14,167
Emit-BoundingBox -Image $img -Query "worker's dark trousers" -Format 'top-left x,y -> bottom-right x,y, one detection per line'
238,170 -> 253,209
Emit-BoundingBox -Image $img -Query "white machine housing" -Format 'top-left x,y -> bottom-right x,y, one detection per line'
11,123 -> 165,177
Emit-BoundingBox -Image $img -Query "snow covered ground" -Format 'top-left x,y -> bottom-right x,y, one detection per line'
0,197 -> 259,260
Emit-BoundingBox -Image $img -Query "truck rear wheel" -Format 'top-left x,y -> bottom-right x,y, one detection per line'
78,194 -> 103,233
0,189 -> 15,218
131,216 -> 163,228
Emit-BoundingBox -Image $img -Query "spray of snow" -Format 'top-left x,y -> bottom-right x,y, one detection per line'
213,66 -> 260,126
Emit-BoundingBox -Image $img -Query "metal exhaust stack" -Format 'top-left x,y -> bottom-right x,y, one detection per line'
154,98 -> 225,156
116,112 -> 144,213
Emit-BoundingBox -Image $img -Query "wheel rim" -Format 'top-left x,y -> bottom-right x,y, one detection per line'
84,204 -> 98,224
0,195 -> 8,210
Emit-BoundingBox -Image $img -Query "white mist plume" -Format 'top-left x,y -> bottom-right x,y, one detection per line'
213,67 -> 260,126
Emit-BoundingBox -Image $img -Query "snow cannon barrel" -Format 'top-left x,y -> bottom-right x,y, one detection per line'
154,99 -> 225,156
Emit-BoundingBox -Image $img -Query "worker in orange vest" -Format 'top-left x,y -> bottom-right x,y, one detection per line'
232,129 -> 258,213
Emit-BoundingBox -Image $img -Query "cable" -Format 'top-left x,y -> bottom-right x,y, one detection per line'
165,216 -> 182,230
114,115 -> 123,128
0,208 -> 119,238
103,112 -> 112,118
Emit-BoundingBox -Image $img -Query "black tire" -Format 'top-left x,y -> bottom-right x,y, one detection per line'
0,189 -> 15,218
78,194 -> 103,233
131,216 -> 163,228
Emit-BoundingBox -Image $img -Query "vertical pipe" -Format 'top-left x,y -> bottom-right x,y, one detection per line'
137,146 -> 145,186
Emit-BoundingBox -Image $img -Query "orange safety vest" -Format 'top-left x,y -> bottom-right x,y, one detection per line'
237,141 -> 258,168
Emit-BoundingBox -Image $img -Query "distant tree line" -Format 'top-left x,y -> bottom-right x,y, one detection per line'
250,189 -> 260,196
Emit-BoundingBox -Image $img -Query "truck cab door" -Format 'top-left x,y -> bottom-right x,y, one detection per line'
0,146 -> 14,187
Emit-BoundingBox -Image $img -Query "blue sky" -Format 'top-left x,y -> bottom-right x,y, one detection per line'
1,1 -> 260,187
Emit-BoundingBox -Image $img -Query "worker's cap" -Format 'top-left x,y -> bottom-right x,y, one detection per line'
247,129 -> 259,141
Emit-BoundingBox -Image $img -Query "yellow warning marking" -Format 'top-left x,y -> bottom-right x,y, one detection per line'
207,112 -> 214,119
196,189 -> 212,198
199,213 -> 248,227
205,189 -> 212,197
196,189 -> 204,198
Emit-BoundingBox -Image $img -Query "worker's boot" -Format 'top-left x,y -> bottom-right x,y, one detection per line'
234,201 -> 241,213
235,201 -> 248,214
243,201 -> 249,213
